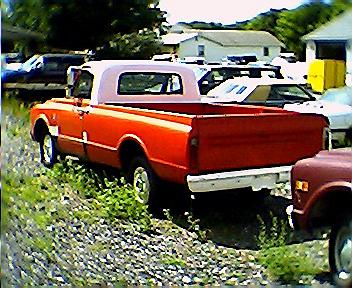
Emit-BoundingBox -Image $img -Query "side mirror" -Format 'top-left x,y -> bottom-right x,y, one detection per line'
34,62 -> 43,70
74,97 -> 83,107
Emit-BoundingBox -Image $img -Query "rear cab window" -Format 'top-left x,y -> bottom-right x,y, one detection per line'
118,72 -> 183,95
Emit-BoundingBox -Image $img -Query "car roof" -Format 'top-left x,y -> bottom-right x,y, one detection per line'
220,77 -> 301,86
41,53 -> 85,59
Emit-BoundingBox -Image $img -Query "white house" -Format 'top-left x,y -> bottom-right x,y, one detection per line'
303,9 -> 352,86
161,27 -> 284,63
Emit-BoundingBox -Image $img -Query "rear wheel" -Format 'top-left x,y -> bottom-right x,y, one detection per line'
329,214 -> 352,287
40,133 -> 57,167
126,156 -> 160,210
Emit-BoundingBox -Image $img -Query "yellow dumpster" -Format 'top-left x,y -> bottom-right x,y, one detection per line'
307,59 -> 346,93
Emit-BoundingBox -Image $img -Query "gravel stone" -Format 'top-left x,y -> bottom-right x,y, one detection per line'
2,102 -> 333,287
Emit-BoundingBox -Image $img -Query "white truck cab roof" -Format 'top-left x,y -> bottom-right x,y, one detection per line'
70,60 -> 202,104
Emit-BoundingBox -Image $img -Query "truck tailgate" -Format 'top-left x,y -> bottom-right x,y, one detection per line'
192,113 -> 328,174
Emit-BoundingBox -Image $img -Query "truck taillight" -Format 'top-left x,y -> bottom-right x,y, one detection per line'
323,127 -> 332,150
189,137 -> 199,171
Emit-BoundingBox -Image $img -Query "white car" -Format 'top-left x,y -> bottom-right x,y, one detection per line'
204,78 -> 352,146
285,87 -> 352,146
204,77 -> 314,105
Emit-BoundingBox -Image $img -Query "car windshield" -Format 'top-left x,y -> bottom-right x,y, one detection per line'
270,85 -> 313,100
321,88 -> 352,106
21,55 -> 41,71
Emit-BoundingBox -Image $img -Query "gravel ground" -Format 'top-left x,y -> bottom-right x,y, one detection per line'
1,103 -> 333,286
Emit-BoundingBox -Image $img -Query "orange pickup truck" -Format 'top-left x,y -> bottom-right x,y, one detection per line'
30,60 -> 330,208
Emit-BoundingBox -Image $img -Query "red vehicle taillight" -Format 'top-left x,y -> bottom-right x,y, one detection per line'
189,136 -> 199,171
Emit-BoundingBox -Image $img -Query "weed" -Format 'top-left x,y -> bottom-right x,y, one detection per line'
184,212 -> 207,242
257,214 -> 288,249
256,214 -> 322,284
49,161 -> 152,231
160,254 -> 186,267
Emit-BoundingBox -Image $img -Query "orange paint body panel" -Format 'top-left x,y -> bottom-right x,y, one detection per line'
31,99 -> 328,185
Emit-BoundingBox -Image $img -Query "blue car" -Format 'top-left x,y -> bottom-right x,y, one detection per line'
2,54 -> 85,84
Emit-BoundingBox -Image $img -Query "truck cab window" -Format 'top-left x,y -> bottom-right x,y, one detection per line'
72,71 -> 93,99
118,72 -> 183,95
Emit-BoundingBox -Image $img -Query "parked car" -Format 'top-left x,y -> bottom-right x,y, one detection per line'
193,64 -> 284,95
285,86 -> 352,146
271,56 -> 308,85
3,53 -> 85,84
1,52 -> 25,70
222,54 -> 258,65
287,148 -> 352,287
203,77 -> 315,106
179,56 -> 206,65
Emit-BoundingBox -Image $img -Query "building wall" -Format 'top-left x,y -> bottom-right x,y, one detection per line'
177,37 -> 281,63
346,40 -> 352,86
305,40 -> 316,64
305,39 -> 352,86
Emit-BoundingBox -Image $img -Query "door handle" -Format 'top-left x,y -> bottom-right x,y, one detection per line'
74,106 -> 91,115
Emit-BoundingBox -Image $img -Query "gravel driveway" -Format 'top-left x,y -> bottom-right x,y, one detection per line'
1,100 -> 333,286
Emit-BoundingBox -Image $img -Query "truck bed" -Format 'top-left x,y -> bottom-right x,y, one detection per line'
102,102 -> 328,174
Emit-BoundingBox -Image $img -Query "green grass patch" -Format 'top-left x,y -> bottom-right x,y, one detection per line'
49,160 -> 152,231
256,214 -> 324,284
160,254 -> 187,267
258,245 -> 322,284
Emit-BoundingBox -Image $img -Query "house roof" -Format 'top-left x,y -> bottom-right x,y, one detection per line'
161,33 -> 198,45
303,9 -> 352,41
198,30 -> 283,47
162,30 -> 283,47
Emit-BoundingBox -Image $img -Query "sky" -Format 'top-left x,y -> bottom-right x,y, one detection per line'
159,0 -> 307,25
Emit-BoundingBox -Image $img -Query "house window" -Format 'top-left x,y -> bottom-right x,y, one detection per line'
263,47 -> 269,56
198,45 -> 205,57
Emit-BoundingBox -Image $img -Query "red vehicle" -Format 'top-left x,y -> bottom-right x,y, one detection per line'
287,148 -> 352,287
30,61 -> 329,209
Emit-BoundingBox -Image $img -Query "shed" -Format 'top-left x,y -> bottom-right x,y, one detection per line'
303,9 -> 352,86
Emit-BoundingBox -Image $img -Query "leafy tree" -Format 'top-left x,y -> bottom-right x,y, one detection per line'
275,3 -> 332,59
95,29 -> 162,60
276,1 -> 352,59
5,0 -> 165,57
237,9 -> 285,36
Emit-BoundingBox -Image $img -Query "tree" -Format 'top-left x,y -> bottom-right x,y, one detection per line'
5,0 -> 165,57
95,29 -> 163,60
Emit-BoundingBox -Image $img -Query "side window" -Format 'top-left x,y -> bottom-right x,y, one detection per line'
245,85 -> 271,102
43,58 -> 59,71
118,73 -> 183,95
72,71 -> 93,99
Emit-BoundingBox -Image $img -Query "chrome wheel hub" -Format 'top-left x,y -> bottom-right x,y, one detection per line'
133,167 -> 150,204
43,135 -> 53,163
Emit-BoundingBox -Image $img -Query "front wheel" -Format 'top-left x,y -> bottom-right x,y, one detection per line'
39,133 -> 57,167
126,156 -> 160,210
329,214 -> 352,287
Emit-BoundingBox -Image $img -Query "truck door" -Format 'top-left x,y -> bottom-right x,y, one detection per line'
57,70 -> 93,158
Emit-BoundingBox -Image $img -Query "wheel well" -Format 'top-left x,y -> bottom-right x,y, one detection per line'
119,140 -> 146,172
33,119 -> 49,142
308,190 -> 352,228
